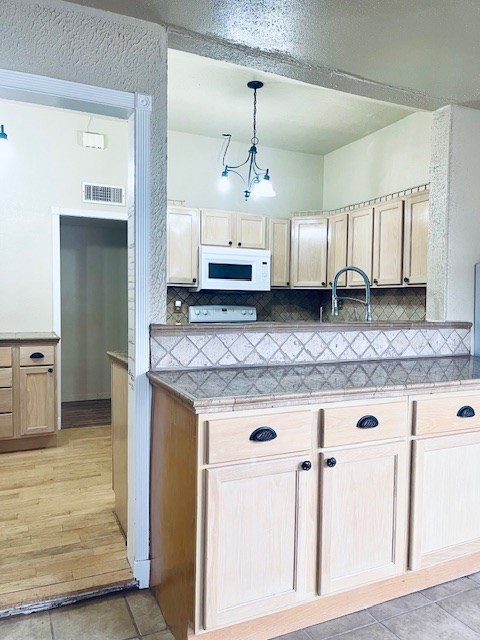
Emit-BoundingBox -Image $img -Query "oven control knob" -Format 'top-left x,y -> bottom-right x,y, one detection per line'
242,310 -> 247,315
248,310 -> 254,315
194,310 -> 200,316
203,310 -> 208,315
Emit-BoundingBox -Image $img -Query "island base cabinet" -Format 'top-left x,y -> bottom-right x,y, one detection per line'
410,431 -> 480,570
319,442 -> 408,594
203,456 -> 313,630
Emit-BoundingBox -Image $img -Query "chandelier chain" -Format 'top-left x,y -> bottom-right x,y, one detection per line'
252,87 -> 258,145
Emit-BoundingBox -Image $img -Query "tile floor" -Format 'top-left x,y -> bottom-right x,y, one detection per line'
2,575 -> 480,639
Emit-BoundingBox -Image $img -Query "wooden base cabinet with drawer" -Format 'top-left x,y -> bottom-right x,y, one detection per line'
150,384 -> 480,640
0,339 -> 58,452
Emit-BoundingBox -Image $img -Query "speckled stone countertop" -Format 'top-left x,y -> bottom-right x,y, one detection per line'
0,332 -> 59,343
148,356 -> 480,412
107,351 -> 128,367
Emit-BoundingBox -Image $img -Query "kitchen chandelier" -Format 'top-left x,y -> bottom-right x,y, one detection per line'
220,80 -> 276,201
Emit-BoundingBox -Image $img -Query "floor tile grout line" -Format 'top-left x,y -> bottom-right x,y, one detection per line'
378,619 -> 402,639
369,601 -> 433,623
435,597 -> 480,636
304,618 -> 377,639
124,594 -> 142,638
49,610 -> 56,640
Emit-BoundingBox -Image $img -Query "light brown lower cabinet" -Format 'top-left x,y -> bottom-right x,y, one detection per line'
150,385 -> 480,640
204,456 -> 313,628
410,430 -> 480,570
320,442 -> 408,594
19,366 -> 55,436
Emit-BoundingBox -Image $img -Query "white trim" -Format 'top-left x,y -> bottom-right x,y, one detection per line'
133,559 -> 151,589
0,67 -> 151,589
0,69 -> 135,112
51,212 -> 62,429
53,206 -> 128,221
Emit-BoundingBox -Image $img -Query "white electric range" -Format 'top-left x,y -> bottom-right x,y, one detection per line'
188,305 -> 257,323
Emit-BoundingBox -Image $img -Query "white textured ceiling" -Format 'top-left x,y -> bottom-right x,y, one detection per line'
65,0 -> 480,109
168,50 -> 417,155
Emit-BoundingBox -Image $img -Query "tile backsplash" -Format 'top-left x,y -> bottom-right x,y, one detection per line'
167,287 -> 426,324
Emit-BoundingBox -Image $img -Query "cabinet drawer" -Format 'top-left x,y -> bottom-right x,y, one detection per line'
19,345 -> 55,367
413,392 -> 480,435
0,347 -> 11,367
0,388 -> 13,413
0,368 -> 12,388
322,401 -> 408,447
0,414 -> 13,439
206,411 -> 313,464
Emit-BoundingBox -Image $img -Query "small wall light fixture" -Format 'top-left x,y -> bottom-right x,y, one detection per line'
0,125 -> 7,140
220,81 -> 276,201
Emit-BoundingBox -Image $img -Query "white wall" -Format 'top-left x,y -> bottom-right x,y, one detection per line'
168,130 -> 323,217
61,218 -> 127,402
322,111 -> 432,210
0,98 -> 128,332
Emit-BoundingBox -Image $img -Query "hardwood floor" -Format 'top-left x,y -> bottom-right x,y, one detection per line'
0,426 -> 133,612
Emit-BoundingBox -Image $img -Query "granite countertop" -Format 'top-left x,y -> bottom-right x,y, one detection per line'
148,355 -> 480,412
0,332 -> 59,343
107,351 -> 128,367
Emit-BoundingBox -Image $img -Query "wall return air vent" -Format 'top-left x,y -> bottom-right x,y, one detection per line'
82,182 -> 125,206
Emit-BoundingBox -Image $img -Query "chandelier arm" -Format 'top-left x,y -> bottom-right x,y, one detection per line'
224,155 -> 252,171
224,167 -> 247,184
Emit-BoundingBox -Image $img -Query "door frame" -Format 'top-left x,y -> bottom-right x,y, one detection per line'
0,68 -> 152,587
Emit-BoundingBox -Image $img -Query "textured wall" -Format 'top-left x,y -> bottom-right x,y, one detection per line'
0,0 -> 168,324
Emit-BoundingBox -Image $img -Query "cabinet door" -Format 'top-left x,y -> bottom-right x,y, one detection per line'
269,218 -> 291,287
236,213 -> 266,249
19,366 -> 55,436
372,200 -> 404,286
347,207 -> 373,287
203,456 -> 312,629
403,191 -> 429,285
327,213 -> 348,287
201,209 -> 235,247
291,217 -> 328,288
410,430 -> 480,570
320,442 -> 408,594
167,207 -> 200,285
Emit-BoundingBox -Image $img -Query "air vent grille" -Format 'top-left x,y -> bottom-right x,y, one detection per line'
82,182 -> 125,206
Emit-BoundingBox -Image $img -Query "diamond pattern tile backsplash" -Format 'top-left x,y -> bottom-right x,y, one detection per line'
151,324 -> 471,370
167,287 -> 426,324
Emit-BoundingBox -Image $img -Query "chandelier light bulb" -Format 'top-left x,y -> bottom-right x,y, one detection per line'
218,171 -> 231,193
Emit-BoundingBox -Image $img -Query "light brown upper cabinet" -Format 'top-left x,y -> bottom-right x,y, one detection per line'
291,217 -> 328,288
403,191 -> 429,285
372,199 -> 404,286
166,206 -> 200,286
327,213 -> 348,287
201,209 -> 266,249
347,207 -> 373,287
268,218 -> 291,287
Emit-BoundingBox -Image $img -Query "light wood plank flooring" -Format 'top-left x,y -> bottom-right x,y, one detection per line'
0,426 -> 133,611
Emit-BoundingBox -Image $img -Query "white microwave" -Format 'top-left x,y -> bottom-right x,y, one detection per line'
192,246 -> 271,291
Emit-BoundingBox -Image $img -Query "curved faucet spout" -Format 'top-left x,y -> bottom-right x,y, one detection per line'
331,266 -> 372,322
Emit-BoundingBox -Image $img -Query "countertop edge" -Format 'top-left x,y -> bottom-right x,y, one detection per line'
107,351 -> 128,367
0,333 -> 60,343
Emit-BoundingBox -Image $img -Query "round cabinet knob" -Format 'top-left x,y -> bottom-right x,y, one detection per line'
228,241 -> 233,246
404,277 -> 410,283
238,242 -> 242,247
373,279 -> 378,284
328,281 -> 332,286
192,278 -> 197,283
301,460 -> 312,471
48,368 -> 54,373
321,282 -> 326,286
326,457 -> 337,468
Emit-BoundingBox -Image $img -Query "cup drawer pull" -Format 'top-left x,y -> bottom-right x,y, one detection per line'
457,405 -> 475,418
356,415 -> 379,429
30,352 -> 45,359
249,427 -> 277,442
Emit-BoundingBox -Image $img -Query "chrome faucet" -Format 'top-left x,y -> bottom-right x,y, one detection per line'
332,266 -> 373,322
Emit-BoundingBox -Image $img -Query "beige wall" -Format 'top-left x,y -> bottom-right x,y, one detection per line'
167,130 -> 324,217
0,98 -> 128,332
322,111 -> 432,210
61,218 -> 127,402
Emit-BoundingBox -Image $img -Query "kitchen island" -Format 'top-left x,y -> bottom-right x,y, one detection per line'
148,354 -> 480,640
